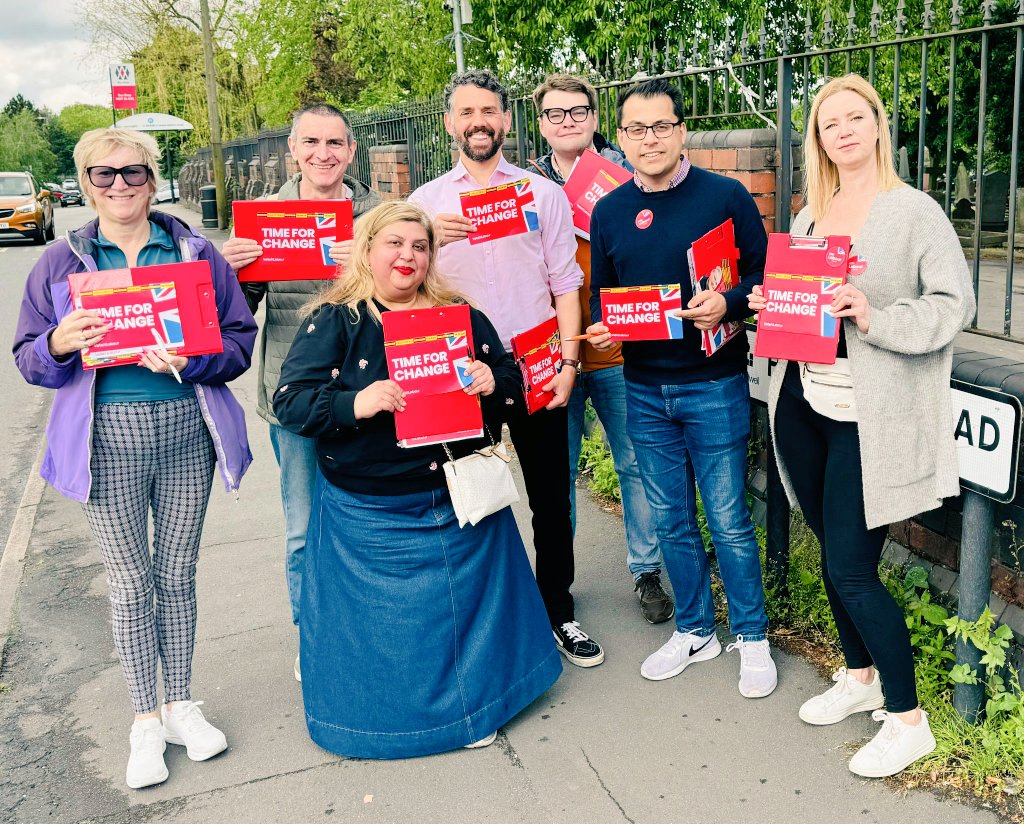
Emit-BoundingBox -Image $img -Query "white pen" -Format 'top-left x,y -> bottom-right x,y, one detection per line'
150,329 -> 182,384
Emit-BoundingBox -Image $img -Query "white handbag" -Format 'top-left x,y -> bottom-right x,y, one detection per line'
442,436 -> 521,528
800,358 -> 857,422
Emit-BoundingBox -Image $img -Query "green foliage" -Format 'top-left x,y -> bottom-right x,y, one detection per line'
0,109 -> 58,180
577,428 -> 622,502
57,104 -> 113,142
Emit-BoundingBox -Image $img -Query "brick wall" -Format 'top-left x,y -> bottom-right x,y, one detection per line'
684,128 -> 804,234
369,146 -> 411,201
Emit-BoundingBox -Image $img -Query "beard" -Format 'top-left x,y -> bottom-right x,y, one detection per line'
457,125 -> 506,162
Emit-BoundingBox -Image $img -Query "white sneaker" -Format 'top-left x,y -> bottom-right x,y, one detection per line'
848,709 -> 937,778
799,668 -> 885,725
640,630 -> 721,681
294,653 -> 301,683
126,717 -> 168,789
162,700 -> 228,761
725,635 -> 778,698
464,731 -> 498,749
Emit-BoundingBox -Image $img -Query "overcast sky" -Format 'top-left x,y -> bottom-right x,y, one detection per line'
1,3 -> 118,113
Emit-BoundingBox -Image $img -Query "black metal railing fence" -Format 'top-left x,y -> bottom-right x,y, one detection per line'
181,0 -> 1024,339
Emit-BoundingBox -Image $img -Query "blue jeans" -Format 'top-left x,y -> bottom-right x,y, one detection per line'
568,365 -> 662,579
624,373 -> 767,640
269,423 -> 319,625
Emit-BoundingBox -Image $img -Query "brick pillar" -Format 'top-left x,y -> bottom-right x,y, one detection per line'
684,128 -> 804,234
368,146 -> 411,201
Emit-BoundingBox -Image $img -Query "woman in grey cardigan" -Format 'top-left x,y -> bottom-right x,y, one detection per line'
749,74 -> 975,778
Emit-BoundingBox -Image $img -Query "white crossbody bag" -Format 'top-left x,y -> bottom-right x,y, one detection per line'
442,430 -> 521,528
800,358 -> 857,422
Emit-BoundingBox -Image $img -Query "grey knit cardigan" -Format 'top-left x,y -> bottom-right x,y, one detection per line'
766,185 -> 976,529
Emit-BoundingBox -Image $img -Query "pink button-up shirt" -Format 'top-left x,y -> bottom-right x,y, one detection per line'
409,156 -> 584,351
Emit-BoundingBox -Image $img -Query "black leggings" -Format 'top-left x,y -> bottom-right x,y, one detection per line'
775,383 -> 918,713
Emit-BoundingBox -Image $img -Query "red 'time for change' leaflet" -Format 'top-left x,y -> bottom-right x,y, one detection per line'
232,200 -> 354,282
460,178 -> 541,245
600,285 -> 684,341
561,148 -> 632,240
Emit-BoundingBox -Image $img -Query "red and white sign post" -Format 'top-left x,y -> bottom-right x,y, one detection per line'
109,63 -> 138,114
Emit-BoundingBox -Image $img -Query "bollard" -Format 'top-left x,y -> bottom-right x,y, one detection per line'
199,185 -> 218,229
953,489 -> 995,723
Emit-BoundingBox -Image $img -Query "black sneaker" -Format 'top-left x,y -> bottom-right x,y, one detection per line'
552,621 -> 605,668
635,570 -> 674,624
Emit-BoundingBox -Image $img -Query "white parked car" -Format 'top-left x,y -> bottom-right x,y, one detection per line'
152,180 -> 179,203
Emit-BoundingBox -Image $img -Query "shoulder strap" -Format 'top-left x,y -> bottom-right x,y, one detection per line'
526,159 -> 550,180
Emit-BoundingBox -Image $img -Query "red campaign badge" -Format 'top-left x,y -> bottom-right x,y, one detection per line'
847,256 -> 868,276
635,209 -> 654,230
825,244 -> 849,267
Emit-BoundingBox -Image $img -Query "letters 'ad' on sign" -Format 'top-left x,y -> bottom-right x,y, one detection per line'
952,381 -> 1022,503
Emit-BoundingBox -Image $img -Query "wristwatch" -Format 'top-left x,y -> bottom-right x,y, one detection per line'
558,357 -> 581,376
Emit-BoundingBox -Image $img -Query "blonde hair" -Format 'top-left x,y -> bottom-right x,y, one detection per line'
804,74 -> 904,221
302,201 -> 466,321
73,128 -> 163,208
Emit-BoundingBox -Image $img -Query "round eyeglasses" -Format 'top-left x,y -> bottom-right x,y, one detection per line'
86,165 -> 152,188
541,106 -> 593,125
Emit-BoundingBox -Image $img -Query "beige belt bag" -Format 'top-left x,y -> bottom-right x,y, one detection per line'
800,358 -> 857,422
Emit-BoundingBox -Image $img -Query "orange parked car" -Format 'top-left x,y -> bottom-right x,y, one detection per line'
0,172 -> 55,244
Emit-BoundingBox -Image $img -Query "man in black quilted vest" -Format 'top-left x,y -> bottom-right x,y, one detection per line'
221,103 -> 380,682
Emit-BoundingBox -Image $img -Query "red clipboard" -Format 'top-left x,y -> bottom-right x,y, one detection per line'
510,316 -> 560,414
381,305 -> 483,447
68,261 -> 223,369
232,199 -> 354,282
752,234 -> 854,364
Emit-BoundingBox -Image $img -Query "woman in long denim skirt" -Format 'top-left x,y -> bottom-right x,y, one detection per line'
274,201 -> 561,758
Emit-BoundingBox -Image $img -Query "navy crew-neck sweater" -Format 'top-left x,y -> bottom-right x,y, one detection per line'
589,165 -> 767,385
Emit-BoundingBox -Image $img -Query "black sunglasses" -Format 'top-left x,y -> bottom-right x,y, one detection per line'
86,165 -> 152,188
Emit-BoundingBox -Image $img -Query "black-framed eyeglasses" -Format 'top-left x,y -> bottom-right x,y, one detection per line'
620,121 -> 682,141
85,165 -> 152,188
541,105 -> 593,124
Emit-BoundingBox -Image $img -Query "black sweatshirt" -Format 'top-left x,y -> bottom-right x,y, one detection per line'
274,299 -> 523,496
589,165 -> 767,385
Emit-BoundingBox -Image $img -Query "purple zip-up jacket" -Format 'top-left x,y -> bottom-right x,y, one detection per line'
12,210 -> 258,502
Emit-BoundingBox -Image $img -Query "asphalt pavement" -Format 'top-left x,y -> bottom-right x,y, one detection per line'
0,203 -> 1006,823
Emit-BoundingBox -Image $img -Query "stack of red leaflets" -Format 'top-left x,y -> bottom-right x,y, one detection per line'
599,285 -> 684,341
381,304 -> 483,447
69,261 -> 223,369
231,199 -> 354,282
752,233 -> 855,364
687,219 -> 742,357
561,148 -> 633,240
510,316 -> 561,414
459,178 -> 541,245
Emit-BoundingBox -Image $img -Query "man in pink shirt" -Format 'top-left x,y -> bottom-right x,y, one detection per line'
410,70 -> 603,668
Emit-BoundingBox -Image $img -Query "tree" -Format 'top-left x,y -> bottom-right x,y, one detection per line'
3,94 -> 37,119
0,110 -> 58,179
58,104 -> 113,141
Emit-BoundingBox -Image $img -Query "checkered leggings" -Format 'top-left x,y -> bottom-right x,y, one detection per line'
82,397 -> 216,714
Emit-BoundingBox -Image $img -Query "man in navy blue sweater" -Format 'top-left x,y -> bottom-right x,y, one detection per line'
586,78 -> 777,699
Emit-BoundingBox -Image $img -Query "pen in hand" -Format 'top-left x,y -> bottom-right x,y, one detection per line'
150,329 -> 182,384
